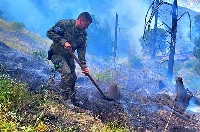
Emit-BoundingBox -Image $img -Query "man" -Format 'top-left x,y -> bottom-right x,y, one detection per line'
46,12 -> 92,109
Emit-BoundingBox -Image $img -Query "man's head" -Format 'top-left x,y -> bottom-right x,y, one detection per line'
76,12 -> 92,31
176,77 -> 183,85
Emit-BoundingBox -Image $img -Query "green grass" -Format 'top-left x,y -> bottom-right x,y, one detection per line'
100,121 -> 131,132
0,75 -> 131,131
0,18 -> 50,57
0,74 -> 46,131
92,70 -> 113,82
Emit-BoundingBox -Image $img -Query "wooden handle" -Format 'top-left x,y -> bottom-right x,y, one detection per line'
69,51 -> 85,70
69,51 -> 106,98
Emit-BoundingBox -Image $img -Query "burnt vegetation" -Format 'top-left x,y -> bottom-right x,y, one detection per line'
0,1 -> 200,131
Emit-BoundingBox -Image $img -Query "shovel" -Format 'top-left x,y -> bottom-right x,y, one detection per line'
69,51 -> 115,101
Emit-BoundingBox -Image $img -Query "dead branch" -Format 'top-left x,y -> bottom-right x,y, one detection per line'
144,1 -> 164,34
177,12 -> 192,39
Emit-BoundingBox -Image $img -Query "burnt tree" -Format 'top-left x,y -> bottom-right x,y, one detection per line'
114,13 -> 118,62
167,0 -> 191,80
143,0 -> 191,80
143,0 -> 164,58
152,0 -> 160,59
167,0 -> 178,80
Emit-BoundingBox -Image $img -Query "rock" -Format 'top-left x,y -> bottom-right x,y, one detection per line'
107,82 -> 121,100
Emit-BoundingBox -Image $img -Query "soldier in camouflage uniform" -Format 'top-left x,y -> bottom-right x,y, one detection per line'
46,12 -> 92,109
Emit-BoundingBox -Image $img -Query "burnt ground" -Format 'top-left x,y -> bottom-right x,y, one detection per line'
1,41 -> 200,131
0,41 -> 51,91
74,85 -> 200,131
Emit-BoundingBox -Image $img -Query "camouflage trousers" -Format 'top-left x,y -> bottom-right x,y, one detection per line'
51,54 -> 77,100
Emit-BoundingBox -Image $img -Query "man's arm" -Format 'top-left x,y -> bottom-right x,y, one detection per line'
46,20 -> 67,45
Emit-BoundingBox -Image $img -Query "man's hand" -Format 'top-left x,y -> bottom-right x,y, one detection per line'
82,67 -> 89,75
64,42 -> 72,51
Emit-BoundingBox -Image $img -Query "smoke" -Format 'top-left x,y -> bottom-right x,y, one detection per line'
0,0 -> 198,54
109,0 -> 150,55
0,0 -> 50,37
0,0 -> 90,37
178,0 -> 200,12
0,0 -> 149,52
165,0 -> 200,12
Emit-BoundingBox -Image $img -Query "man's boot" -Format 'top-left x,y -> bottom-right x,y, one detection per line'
62,99 -> 75,109
71,86 -> 83,107
61,89 -> 75,109
71,98 -> 83,107
60,84 -> 75,109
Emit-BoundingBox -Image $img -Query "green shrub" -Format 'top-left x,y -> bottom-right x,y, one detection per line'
193,36 -> 200,61
0,74 -> 132,132
128,56 -> 143,69
0,74 -> 30,112
93,69 -> 113,82
0,115 -> 19,131
0,75 -> 45,131
0,10 -> 5,19
185,62 -> 193,68
194,62 -> 200,75
11,22 -> 25,31
33,50 -> 46,60
101,121 -> 130,132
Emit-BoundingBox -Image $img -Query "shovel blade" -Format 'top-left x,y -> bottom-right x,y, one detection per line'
102,95 -> 115,101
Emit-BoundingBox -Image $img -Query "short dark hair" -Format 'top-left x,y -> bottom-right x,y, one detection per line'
78,12 -> 92,23
176,77 -> 183,85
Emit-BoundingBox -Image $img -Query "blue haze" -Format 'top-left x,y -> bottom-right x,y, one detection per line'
0,0 -> 200,113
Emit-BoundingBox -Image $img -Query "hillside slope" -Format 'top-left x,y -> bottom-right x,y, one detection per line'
0,17 -> 200,131
0,19 -> 131,131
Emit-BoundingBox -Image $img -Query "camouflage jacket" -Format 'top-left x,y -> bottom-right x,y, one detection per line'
46,19 -> 87,67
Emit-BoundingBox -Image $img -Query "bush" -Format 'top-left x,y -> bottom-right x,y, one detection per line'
33,50 -> 46,60
128,55 -> 143,69
0,116 -> 19,131
0,10 -> 5,19
194,62 -> 200,75
0,74 -> 30,112
11,22 -> 25,31
185,62 -> 193,68
93,69 -> 113,82
140,28 -> 168,57
0,74 -> 44,131
101,121 -> 130,132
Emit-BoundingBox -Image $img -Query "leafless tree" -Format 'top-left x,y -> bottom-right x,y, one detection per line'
143,0 -> 191,80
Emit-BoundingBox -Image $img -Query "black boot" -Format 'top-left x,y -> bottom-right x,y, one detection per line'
72,98 -> 83,107
62,99 -> 75,109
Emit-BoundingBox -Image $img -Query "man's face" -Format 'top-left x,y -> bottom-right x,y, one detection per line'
77,19 -> 91,31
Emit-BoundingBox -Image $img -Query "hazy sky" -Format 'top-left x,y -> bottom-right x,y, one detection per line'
0,0 -> 199,54
166,0 -> 200,12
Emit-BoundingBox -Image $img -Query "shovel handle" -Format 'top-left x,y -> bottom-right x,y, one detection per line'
69,51 -> 85,70
69,51 -> 106,97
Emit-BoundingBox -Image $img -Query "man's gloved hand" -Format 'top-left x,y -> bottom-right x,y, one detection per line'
64,42 -> 72,51
82,67 -> 89,75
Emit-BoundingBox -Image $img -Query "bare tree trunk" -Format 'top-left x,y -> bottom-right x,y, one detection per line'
152,0 -> 159,59
168,0 -> 178,80
114,13 -> 118,62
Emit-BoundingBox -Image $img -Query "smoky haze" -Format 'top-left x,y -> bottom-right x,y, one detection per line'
0,0 -> 199,60
0,0 -> 151,54
0,0 -> 200,115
